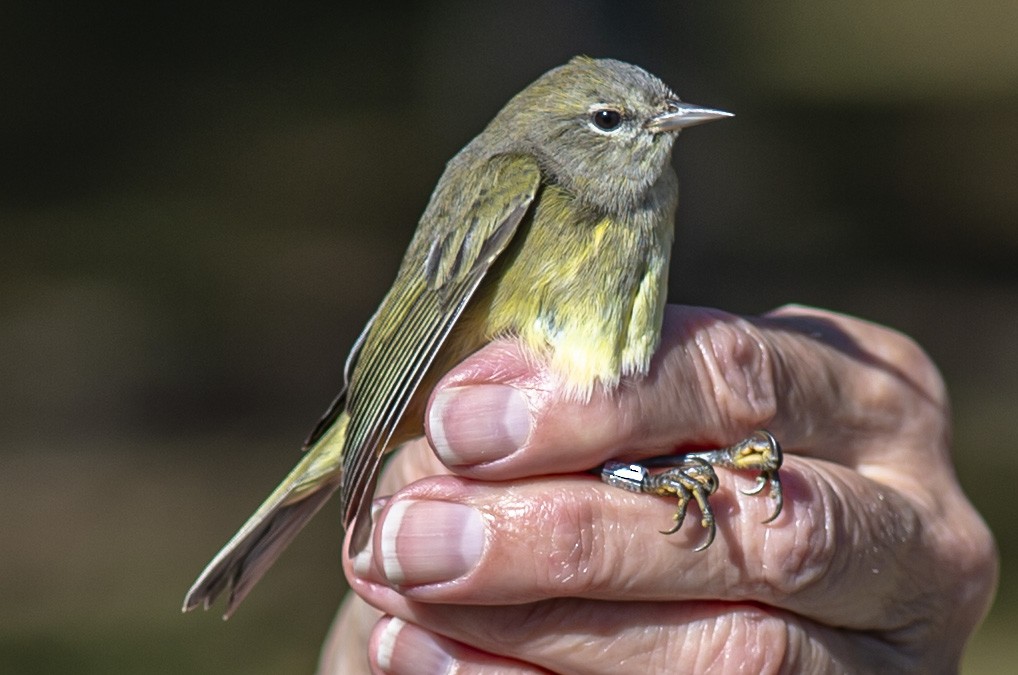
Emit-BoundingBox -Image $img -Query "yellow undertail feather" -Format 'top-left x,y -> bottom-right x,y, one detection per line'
182,415 -> 348,619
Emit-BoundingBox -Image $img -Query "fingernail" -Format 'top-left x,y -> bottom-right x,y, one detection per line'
428,384 -> 532,466
380,500 -> 485,586
353,498 -> 387,576
377,618 -> 454,675
353,536 -> 374,576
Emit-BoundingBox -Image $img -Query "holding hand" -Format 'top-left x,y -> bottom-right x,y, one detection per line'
322,305 -> 997,674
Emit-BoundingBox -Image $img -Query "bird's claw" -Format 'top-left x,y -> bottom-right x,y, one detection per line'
598,430 -> 783,549
698,429 -> 784,523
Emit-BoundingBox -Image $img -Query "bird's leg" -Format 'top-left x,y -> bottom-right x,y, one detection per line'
677,430 -> 784,523
598,430 -> 783,550
600,456 -> 719,550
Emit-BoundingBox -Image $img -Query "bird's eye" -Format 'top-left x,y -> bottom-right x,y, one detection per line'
591,109 -> 623,131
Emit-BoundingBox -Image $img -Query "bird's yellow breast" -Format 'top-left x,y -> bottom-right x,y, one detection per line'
464,182 -> 675,401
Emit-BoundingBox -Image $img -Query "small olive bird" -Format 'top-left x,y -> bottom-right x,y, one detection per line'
184,56 -> 780,619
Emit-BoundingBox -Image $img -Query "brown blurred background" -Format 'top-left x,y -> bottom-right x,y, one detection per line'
2,2 -> 1015,672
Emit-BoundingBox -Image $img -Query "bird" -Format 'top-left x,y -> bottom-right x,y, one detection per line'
183,56 -> 741,619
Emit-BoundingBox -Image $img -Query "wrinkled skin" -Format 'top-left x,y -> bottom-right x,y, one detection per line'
319,305 -> 997,675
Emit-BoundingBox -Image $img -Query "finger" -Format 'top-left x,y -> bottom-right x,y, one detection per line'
348,454 -> 932,633
425,305 -> 949,480
349,585 -> 907,675
760,304 -> 949,468
370,616 -> 551,675
318,592 -> 382,674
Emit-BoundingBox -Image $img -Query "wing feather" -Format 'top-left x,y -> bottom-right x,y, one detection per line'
334,154 -> 541,550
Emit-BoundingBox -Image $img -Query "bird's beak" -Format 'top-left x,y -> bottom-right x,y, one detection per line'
645,101 -> 733,132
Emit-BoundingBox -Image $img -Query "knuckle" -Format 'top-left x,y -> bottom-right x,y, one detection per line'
852,325 -> 951,443
782,305 -> 947,409
666,607 -> 789,674
688,313 -> 779,432
765,305 -> 950,444
739,474 -> 842,600
541,487 -> 610,593
882,329 -> 948,409
770,506 -> 839,600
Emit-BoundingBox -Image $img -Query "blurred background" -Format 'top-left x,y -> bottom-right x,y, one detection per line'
2,2 -> 1015,672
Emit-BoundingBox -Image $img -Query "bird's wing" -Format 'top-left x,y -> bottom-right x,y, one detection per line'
337,153 -> 541,551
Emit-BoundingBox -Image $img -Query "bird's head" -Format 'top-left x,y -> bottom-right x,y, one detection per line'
486,56 -> 731,214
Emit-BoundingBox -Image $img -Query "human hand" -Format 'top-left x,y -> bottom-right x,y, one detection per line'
320,305 -> 997,674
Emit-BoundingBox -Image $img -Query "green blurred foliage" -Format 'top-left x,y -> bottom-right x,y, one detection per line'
2,2 -> 1015,672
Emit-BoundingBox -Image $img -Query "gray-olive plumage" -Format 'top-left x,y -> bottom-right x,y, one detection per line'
184,56 -> 731,618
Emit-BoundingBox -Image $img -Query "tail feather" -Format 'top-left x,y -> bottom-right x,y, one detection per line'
183,416 -> 347,618
183,482 -> 340,618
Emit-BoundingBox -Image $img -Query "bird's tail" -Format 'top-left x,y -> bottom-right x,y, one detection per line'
182,414 -> 348,619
